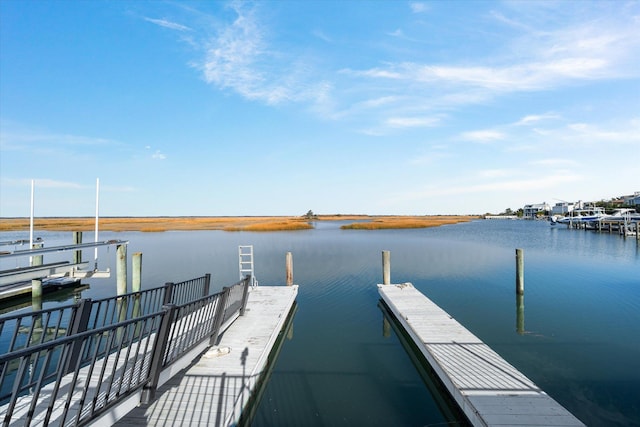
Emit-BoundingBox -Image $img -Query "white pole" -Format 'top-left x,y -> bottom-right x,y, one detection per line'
29,179 -> 35,263
94,178 -> 100,268
29,180 -> 34,246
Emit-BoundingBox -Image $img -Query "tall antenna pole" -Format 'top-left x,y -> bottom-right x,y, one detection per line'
29,179 -> 34,263
94,178 -> 100,269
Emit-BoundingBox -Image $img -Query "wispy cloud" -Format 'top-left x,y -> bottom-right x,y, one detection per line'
154,1 -> 639,136
144,17 -> 191,32
514,113 -> 561,126
197,2 -> 328,106
151,150 -> 167,160
0,122 -> 117,151
478,169 -> 516,178
392,171 -> 583,202
459,130 -> 505,143
0,177 -> 85,189
530,158 -> 579,167
386,116 -> 442,128
409,2 -> 429,14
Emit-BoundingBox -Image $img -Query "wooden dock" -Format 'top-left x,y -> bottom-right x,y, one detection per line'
112,285 -> 298,427
378,283 -> 585,427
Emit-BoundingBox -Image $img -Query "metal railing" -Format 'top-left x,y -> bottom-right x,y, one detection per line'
0,274 -> 211,355
0,274 -> 251,426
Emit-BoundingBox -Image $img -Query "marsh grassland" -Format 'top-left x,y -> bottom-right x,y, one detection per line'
0,215 -> 477,232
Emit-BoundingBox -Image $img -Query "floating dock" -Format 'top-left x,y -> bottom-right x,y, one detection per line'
378,283 -> 585,427
113,285 -> 298,427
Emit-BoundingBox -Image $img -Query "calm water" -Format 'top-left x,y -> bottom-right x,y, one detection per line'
1,220 -> 639,426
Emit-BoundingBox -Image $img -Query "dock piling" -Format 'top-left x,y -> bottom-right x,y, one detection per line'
73,231 -> 82,265
132,252 -> 142,292
117,244 -> 127,296
31,241 -> 44,299
515,248 -> 524,295
382,250 -> 391,285
286,252 -> 293,286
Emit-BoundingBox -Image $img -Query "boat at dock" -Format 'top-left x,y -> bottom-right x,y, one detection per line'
549,207 -> 608,226
600,208 -> 640,221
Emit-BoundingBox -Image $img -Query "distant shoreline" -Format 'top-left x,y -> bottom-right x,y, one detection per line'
0,215 -> 479,232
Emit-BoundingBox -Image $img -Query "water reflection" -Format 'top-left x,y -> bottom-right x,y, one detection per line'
516,294 -> 525,335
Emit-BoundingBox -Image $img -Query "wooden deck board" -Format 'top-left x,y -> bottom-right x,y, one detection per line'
113,285 -> 298,427
378,283 -> 584,427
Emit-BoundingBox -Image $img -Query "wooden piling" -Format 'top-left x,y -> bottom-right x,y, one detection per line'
117,244 -> 127,296
31,242 -> 44,299
382,250 -> 391,285
286,252 -> 293,286
73,231 -> 82,265
132,252 -> 142,292
515,248 -> 524,295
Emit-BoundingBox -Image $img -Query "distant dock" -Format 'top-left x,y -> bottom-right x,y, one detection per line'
378,283 -> 585,427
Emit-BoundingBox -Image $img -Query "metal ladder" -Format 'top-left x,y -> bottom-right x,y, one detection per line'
238,245 -> 258,287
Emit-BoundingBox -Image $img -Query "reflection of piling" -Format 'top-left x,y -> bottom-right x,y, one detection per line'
73,231 -> 82,265
132,252 -> 142,292
32,294 -> 43,334
383,317 -> 391,338
382,250 -> 391,285
287,322 -> 294,340
117,244 -> 127,296
515,248 -> 524,295
516,294 -> 525,335
286,252 -> 293,286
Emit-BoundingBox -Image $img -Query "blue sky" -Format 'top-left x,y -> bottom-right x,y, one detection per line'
1,0 -> 639,217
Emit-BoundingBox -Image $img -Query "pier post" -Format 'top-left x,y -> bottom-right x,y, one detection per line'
286,252 -> 294,286
515,248 -> 524,295
31,241 -> 44,299
132,252 -> 142,292
116,244 -> 127,296
73,231 -> 82,265
382,250 -> 391,285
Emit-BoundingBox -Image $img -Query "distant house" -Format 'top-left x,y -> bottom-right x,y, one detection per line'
523,202 -> 551,219
551,200 -> 588,215
623,192 -> 640,206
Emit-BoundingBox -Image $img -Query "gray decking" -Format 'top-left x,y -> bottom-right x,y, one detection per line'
112,285 -> 298,427
378,283 -> 585,427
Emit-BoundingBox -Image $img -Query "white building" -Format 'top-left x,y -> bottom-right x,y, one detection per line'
523,202 -> 551,219
623,192 -> 640,206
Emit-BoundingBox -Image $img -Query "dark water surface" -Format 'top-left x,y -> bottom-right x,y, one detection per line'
1,219 -> 639,426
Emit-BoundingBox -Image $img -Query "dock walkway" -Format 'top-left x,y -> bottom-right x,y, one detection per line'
113,285 -> 298,427
378,283 -> 584,427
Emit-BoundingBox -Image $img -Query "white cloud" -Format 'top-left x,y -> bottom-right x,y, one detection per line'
529,158 -> 578,167
409,2 -> 429,14
514,113 -> 561,126
144,17 -> 192,32
0,123 -> 117,151
152,150 -> 167,160
563,121 -> 640,144
0,178 -> 100,191
386,116 -> 441,128
197,2 -> 329,106
460,130 -> 505,143
393,172 -> 583,202
478,169 -> 516,178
